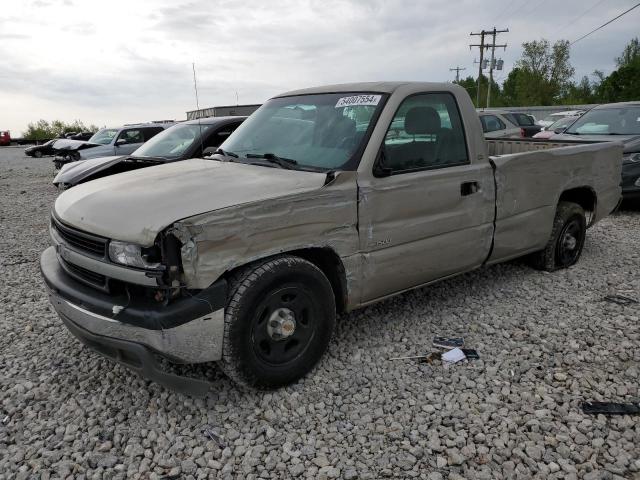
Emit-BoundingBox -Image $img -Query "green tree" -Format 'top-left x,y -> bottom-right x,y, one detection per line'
509,39 -> 575,105
595,37 -> 640,102
615,37 -> 640,68
22,119 -> 100,140
455,74 -> 505,108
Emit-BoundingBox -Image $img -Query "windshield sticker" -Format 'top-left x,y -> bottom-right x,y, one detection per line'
335,95 -> 381,108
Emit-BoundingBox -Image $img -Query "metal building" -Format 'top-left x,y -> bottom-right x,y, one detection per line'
186,104 -> 262,120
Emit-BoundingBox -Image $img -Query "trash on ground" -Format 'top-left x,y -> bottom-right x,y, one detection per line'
461,348 -> 480,360
602,294 -> 638,305
432,336 -> 464,349
581,401 -> 640,415
1,415 -> 9,424
202,425 -> 226,448
442,347 -> 466,365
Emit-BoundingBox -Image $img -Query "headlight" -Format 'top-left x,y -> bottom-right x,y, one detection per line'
625,153 -> 640,163
108,240 -> 162,269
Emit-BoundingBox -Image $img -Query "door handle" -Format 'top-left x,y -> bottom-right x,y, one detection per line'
461,181 -> 479,196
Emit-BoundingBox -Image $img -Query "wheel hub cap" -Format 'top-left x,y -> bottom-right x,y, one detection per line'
562,233 -> 577,250
267,308 -> 296,341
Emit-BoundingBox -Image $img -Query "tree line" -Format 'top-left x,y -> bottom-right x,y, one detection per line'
22,119 -> 101,141
457,37 -> 640,107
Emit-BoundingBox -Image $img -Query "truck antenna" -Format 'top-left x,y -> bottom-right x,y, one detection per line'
192,62 -> 205,155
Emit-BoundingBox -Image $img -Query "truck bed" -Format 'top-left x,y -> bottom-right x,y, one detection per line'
486,137 -> 600,156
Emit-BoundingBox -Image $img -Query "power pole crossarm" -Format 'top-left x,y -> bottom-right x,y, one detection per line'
470,27 -> 508,108
449,66 -> 466,83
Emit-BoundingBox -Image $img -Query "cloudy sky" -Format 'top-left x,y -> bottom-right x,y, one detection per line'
1,0 -> 638,135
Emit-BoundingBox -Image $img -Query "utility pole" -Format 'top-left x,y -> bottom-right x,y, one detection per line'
470,27 -> 507,108
470,31 -> 486,107
449,66 -> 466,83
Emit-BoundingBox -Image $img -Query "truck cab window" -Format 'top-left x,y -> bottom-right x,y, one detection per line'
480,115 -> 505,133
118,129 -> 143,144
382,93 -> 468,173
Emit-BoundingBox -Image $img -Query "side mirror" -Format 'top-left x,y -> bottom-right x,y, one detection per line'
202,146 -> 217,157
373,147 -> 392,177
115,138 -> 127,146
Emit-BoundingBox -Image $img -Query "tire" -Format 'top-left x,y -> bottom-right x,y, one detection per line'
528,201 -> 586,271
34,150 -> 43,158
219,255 -> 336,389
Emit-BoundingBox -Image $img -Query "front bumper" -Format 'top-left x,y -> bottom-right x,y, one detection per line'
41,246 -> 227,395
622,163 -> 640,199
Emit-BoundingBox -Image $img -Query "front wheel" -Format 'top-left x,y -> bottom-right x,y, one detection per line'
219,255 -> 336,389
528,201 -> 586,271
34,150 -> 43,158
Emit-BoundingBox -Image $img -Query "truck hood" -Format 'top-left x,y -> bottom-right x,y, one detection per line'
54,159 -> 327,245
550,133 -> 640,154
53,155 -> 125,186
52,138 -> 101,152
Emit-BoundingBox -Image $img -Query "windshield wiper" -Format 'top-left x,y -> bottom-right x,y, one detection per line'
246,152 -> 298,169
214,148 -> 238,158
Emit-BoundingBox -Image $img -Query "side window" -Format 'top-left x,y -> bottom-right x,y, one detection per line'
117,129 -> 143,144
481,115 -> 505,132
381,93 -> 468,173
203,122 -> 242,149
143,127 -> 164,141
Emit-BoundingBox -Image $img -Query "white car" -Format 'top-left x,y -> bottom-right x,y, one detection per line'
537,110 -> 584,128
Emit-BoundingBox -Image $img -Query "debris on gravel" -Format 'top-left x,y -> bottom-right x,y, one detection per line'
1,149 -> 639,479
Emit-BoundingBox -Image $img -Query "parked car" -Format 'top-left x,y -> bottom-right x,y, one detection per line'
537,110 -> 584,128
551,101 -> 640,200
500,112 -> 542,137
533,115 -> 582,139
0,130 -> 11,146
25,139 -> 58,157
53,117 -> 246,188
67,131 -> 95,141
41,82 -> 621,393
478,111 -> 522,138
52,123 -> 172,168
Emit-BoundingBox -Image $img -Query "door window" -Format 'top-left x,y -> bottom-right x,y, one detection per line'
480,115 -> 505,133
380,93 -> 469,173
117,129 -> 143,144
142,127 -> 164,141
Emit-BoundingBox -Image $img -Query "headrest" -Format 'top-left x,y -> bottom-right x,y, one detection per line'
405,106 -> 441,135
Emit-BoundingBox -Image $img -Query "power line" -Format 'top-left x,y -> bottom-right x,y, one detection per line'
553,0 -> 607,37
570,2 -> 640,45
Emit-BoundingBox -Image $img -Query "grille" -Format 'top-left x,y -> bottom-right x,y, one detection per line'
52,217 -> 107,258
60,257 -> 108,290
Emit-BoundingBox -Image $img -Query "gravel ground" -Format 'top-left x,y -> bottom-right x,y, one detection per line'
1,146 -> 639,480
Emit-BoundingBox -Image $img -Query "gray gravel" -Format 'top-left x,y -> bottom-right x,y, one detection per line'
1,146 -> 639,480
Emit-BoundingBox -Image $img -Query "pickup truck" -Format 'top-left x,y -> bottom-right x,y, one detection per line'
40,82 -> 622,395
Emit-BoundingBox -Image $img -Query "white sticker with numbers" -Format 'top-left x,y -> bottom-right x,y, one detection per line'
335,94 -> 381,108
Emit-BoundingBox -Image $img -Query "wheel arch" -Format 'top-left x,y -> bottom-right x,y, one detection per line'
222,247 -> 349,314
558,186 -> 597,225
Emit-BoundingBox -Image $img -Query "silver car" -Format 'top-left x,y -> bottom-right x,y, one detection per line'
478,111 -> 522,139
52,123 -> 172,168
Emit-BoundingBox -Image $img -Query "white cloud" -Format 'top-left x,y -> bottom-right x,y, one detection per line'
1,0 -> 638,135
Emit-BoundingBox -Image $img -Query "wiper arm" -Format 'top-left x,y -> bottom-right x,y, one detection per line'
246,152 -> 298,169
214,148 -> 238,158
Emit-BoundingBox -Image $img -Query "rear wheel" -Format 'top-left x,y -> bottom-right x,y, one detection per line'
528,201 -> 586,271
219,255 -> 336,389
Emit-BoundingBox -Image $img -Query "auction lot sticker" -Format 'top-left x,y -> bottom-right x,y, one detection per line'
335,94 -> 381,108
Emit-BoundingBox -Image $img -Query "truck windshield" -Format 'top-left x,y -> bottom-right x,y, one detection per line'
565,106 -> 640,135
134,123 -> 211,159
89,129 -> 118,145
219,92 -> 386,170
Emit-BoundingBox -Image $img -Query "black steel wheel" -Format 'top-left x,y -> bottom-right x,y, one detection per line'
219,255 -> 336,389
34,150 -> 43,158
528,201 -> 586,271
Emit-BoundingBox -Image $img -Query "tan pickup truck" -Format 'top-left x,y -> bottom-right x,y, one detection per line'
41,82 -> 622,394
